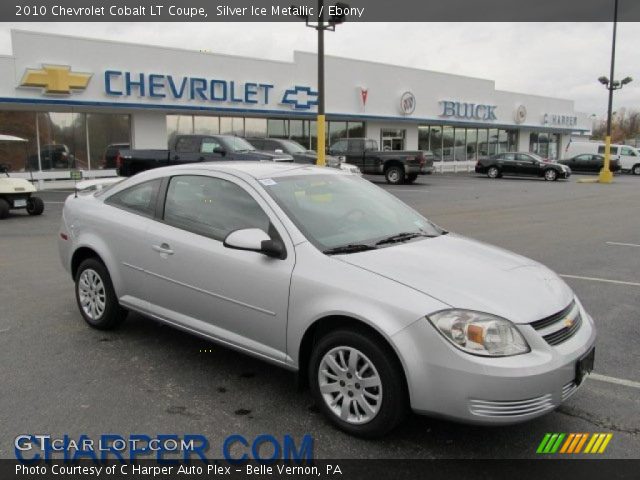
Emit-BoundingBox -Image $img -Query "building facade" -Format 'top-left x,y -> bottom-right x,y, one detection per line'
0,30 -> 590,177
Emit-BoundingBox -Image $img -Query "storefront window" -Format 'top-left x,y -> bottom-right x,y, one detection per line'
244,118 -> 267,137
87,114 -> 131,169
289,120 -> 309,149
268,119 -> 288,138
220,117 -> 244,136
465,128 -> 478,161
328,122 -> 348,151
418,126 -> 430,151
497,130 -> 509,154
37,112 -> 87,170
167,115 -> 193,146
430,126 -> 443,161
488,128 -> 499,156
453,128 -> 466,161
477,129 -> 489,159
347,122 -> 365,139
442,126 -> 455,162
0,111 -> 38,172
529,132 -> 560,159
194,116 -> 220,135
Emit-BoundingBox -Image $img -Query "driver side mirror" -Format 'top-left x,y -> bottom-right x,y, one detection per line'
213,147 -> 226,156
223,228 -> 285,259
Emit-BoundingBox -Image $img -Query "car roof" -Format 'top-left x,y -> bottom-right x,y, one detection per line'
142,161 -> 343,181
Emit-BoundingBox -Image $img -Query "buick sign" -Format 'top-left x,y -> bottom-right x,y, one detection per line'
400,91 -> 416,115
440,100 -> 497,121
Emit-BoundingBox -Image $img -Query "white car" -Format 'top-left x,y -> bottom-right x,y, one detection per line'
58,162 -> 596,437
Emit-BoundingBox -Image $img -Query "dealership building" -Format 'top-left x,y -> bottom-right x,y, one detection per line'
0,30 -> 591,178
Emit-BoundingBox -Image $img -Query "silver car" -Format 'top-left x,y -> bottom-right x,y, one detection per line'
58,163 -> 596,437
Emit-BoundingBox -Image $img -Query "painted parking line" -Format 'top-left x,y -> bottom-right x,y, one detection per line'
590,373 -> 640,390
606,241 -> 640,248
560,274 -> 640,287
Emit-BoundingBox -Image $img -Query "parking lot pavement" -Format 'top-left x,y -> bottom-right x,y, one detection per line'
1,174 -> 639,459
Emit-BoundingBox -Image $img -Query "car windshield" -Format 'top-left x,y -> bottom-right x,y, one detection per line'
280,140 -> 308,154
262,174 -> 443,252
222,137 -> 256,152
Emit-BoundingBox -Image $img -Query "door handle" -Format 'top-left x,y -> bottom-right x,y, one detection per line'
152,243 -> 174,255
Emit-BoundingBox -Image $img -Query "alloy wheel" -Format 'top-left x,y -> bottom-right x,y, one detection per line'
78,269 -> 106,321
318,346 -> 383,424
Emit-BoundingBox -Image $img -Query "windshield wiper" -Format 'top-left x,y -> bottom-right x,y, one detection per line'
323,244 -> 377,255
375,231 -> 436,246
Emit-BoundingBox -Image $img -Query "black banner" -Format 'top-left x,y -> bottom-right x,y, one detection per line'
4,0 -> 640,22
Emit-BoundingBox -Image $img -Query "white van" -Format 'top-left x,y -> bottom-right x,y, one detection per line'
565,140 -> 640,174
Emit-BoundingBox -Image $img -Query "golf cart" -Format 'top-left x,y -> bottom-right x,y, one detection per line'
0,134 -> 44,219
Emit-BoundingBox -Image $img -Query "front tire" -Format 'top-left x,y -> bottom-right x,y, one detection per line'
309,329 -> 407,438
487,166 -> 500,179
544,169 -> 558,181
0,198 -> 9,219
26,196 -> 44,215
633,164 -> 640,175
384,165 -> 405,185
75,258 -> 126,330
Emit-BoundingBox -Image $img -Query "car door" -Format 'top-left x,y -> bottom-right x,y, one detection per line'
143,172 -> 295,361
172,136 -> 203,164
199,137 -> 227,161
569,154 -> 587,171
514,154 -> 538,176
498,153 -> 516,174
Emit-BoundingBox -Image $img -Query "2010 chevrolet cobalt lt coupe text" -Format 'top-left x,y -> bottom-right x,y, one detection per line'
58,163 -> 596,437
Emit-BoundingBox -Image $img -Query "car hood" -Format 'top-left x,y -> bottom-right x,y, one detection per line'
252,150 -> 294,162
335,234 -> 573,324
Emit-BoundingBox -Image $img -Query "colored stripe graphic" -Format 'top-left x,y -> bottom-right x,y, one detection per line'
538,433 -> 613,454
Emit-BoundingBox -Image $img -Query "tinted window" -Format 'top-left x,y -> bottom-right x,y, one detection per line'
163,175 -> 271,241
263,140 -> 282,151
516,153 -> 534,162
175,137 -> 201,153
248,139 -> 265,150
348,139 -> 364,153
106,179 -> 161,217
621,147 -> 637,156
502,153 -> 516,161
598,145 -> 618,155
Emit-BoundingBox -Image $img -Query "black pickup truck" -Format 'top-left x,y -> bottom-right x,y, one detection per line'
117,134 -> 293,177
328,138 -> 433,184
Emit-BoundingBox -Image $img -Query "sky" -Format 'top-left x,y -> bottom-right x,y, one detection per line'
0,22 -> 638,117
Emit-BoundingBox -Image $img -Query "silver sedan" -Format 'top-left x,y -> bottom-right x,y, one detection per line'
58,163 -> 596,437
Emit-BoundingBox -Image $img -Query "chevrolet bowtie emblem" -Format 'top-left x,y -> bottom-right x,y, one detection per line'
564,317 -> 574,328
20,65 -> 92,94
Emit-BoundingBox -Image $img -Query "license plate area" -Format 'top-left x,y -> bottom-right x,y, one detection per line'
13,198 -> 27,208
576,347 -> 595,385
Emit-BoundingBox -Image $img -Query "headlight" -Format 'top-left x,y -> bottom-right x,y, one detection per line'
427,309 -> 530,357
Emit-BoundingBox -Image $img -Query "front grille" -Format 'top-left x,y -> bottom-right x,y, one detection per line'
469,394 -> 554,418
530,301 -> 582,346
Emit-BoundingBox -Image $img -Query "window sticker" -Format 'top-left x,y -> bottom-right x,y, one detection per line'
259,178 -> 277,186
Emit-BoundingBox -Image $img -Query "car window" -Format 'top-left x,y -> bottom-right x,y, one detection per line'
175,137 -> 201,153
248,139 -> 264,150
621,147 -> 636,156
516,154 -> 534,162
201,138 -> 222,153
331,140 -> 347,154
105,179 -> 161,217
263,140 -> 280,151
502,153 -> 515,161
598,145 -> 618,155
163,175 -> 271,241
348,139 -> 364,153
365,140 -> 378,151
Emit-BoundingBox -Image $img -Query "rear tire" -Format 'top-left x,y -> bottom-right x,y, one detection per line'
384,165 -> 405,185
309,328 -> 407,438
26,196 -> 44,216
544,169 -> 558,181
0,198 -> 9,219
405,173 -> 418,184
633,164 -> 640,175
75,258 -> 126,330
487,166 -> 500,179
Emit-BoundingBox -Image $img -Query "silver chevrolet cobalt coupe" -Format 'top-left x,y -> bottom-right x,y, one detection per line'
59,163 -> 596,437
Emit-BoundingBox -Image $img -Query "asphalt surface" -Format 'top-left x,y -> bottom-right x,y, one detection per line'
1,172 -> 639,460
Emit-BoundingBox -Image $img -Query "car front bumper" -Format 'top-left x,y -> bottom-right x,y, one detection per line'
392,302 -> 596,424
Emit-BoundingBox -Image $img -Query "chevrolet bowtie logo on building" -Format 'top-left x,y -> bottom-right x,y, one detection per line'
536,432 -> 613,454
20,65 -> 92,95
281,86 -> 318,110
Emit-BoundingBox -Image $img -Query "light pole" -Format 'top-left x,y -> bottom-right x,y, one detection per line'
301,1 -> 347,166
598,0 -> 633,183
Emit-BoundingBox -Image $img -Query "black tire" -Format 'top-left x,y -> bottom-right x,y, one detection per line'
544,169 -> 558,181
633,164 -> 640,175
384,165 -> 405,185
26,196 -> 44,216
0,198 -> 9,219
405,173 -> 418,184
487,166 -> 500,179
309,328 -> 408,438
74,258 -> 126,330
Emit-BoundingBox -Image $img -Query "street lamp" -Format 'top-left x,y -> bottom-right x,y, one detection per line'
598,0 -> 633,183
299,1 -> 348,166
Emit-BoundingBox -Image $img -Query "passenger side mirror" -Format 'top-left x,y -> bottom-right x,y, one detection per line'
214,147 -> 226,156
223,228 -> 285,259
